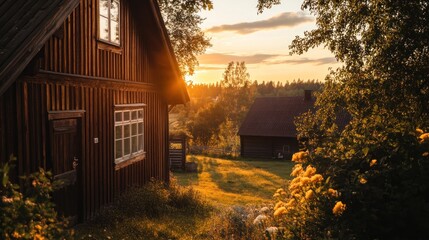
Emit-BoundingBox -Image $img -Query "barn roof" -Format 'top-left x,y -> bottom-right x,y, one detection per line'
0,0 -> 80,96
238,94 -> 350,138
238,96 -> 316,138
0,0 -> 189,104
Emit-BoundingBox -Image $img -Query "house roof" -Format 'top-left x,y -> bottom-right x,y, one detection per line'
0,0 -> 80,96
238,95 -> 350,138
238,96 -> 316,138
0,0 -> 189,104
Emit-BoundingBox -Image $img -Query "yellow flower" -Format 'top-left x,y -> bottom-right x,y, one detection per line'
310,174 -> 324,183
273,193 -> 280,198
370,159 -> 377,167
291,164 -> 303,177
274,201 -> 284,210
303,165 -> 317,177
416,128 -> 424,135
276,188 -> 285,193
332,201 -> 346,216
12,231 -> 21,238
300,177 -> 311,185
419,133 -> 429,143
2,196 -> 13,203
35,224 -> 42,231
328,188 -> 338,198
292,151 -> 308,163
274,206 -> 287,217
305,189 -> 314,200
285,198 -> 295,208
359,177 -> 367,184
34,233 -> 45,240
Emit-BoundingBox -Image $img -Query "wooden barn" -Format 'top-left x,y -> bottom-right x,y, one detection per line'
0,0 -> 189,222
238,91 -> 314,159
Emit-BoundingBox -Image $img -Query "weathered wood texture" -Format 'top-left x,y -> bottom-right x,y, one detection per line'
240,136 -> 299,159
169,138 -> 186,170
0,0 -> 172,220
6,75 -> 168,220
41,0 -> 152,84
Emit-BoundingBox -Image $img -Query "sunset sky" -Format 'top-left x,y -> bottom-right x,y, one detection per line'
187,0 -> 341,84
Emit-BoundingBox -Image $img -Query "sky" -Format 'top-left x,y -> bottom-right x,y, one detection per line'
187,0 -> 341,84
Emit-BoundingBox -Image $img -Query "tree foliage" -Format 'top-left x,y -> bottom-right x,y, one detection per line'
1,158 -> 72,239
158,0 -> 212,76
256,0 -> 429,238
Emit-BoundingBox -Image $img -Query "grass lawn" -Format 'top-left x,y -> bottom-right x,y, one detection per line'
174,155 -> 294,206
74,155 -> 294,239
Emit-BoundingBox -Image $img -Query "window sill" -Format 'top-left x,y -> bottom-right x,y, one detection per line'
97,39 -> 122,54
114,152 -> 145,170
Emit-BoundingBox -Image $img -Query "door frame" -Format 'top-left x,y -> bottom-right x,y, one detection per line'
47,110 -> 85,222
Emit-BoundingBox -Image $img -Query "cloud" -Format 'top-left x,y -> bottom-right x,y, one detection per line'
206,12 -> 314,34
269,57 -> 338,65
198,53 -> 279,64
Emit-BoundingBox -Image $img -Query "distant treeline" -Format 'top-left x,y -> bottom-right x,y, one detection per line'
187,79 -> 323,100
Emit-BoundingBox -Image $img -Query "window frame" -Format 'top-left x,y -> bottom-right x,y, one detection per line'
98,0 -> 121,46
114,104 -> 146,169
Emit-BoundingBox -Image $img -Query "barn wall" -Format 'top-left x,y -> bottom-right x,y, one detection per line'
240,136 -> 273,158
13,74 -> 168,220
240,136 -> 299,159
40,0 -> 152,84
0,83 -> 18,173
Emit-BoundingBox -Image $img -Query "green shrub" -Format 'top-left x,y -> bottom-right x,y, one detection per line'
0,157 -> 72,239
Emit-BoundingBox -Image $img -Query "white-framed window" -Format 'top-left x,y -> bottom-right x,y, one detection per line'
99,0 -> 120,45
114,107 -> 144,165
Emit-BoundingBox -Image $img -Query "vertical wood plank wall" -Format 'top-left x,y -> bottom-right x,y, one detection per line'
41,0 -> 152,84
0,0 -> 172,220
13,78 -> 168,220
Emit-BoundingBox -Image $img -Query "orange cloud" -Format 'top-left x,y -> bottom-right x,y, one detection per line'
206,12 -> 314,34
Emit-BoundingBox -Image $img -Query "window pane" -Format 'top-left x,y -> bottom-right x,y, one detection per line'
110,20 -> 120,44
115,125 -> 122,140
131,123 -> 137,135
111,0 -> 120,21
99,15 -> 109,41
138,110 -> 143,119
138,135 -> 143,150
99,0 -> 109,17
115,140 -> 122,159
132,136 -> 138,153
131,111 -> 137,120
124,111 -> 130,121
138,122 -> 143,134
124,138 -> 130,155
123,124 -> 130,138
115,112 -> 122,122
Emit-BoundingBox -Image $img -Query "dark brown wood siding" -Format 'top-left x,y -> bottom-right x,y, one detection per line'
0,0 -> 173,220
40,0 -> 152,84
7,74 -> 168,219
240,136 -> 299,160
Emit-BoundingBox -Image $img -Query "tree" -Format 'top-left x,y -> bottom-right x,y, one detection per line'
258,0 -> 429,239
158,0 -> 212,76
219,61 -> 254,126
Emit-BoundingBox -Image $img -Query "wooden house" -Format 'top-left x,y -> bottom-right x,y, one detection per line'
238,91 -> 313,159
0,0 -> 189,222
238,90 -> 349,159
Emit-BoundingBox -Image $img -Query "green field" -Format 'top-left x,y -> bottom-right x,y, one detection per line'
75,155 -> 294,239
175,155 -> 294,206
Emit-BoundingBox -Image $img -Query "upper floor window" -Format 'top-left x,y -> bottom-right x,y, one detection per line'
99,0 -> 120,45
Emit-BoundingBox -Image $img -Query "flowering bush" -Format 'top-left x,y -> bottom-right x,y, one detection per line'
0,158 -> 72,239
270,151 -> 347,239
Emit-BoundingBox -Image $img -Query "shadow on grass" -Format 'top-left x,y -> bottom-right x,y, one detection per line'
74,180 -> 213,240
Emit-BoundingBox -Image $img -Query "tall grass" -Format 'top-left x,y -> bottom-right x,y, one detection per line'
75,176 -> 212,239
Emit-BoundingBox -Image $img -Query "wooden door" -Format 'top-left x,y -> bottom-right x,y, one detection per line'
49,117 -> 82,224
